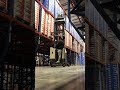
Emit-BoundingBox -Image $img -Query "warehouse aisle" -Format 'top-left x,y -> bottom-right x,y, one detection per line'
35,66 -> 85,90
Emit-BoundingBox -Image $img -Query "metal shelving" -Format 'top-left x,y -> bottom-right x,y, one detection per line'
0,0 -> 35,89
85,0 -> 120,90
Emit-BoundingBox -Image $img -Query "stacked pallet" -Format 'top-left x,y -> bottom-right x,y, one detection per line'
39,6 -> 54,38
9,0 -> 34,27
35,1 -> 40,31
65,30 -> 67,47
77,43 -> 80,54
0,0 -> 34,26
69,35 -> 72,49
75,40 -> 78,53
72,39 -> 75,51
41,8 -> 46,34
24,0 -> 32,22
44,13 -> 48,36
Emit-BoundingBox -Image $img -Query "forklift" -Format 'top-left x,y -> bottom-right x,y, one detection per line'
50,14 -> 69,67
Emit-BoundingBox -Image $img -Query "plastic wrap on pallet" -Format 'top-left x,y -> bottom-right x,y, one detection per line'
69,35 -> 72,49
0,0 -> 7,12
51,17 -> 54,33
75,40 -> 78,52
40,8 -> 46,33
71,26 -> 73,36
8,0 -> 34,26
44,13 -> 48,35
106,64 -> 119,90
35,1 -> 40,31
59,5 -> 64,15
72,28 -> 75,37
47,14 -> 51,37
13,0 -> 24,19
77,42 -> 80,53
65,16 -> 69,31
55,0 -> 60,18
69,23 -> 72,34
79,52 -> 85,65
67,31 -> 69,46
43,0 -> 49,9
48,0 -> 55,15
75,32 -> 77,41
24,0 -> 32,22
72,39 -> 75,51
65,30 -> 67,46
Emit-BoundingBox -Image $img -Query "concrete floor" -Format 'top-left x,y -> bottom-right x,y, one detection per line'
35,65 -> 85,90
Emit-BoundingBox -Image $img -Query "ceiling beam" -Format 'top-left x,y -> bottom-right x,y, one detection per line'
90,0 -> 120,40
70,0 -> 84,13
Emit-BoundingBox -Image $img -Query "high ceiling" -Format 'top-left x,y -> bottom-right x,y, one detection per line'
97,0 -> 120,29
58,0 -> 120,40
58,0 -> 85,42
91,0 -> 120,40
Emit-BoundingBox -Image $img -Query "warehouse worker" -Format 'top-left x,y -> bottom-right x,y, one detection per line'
56,37 -> 64,63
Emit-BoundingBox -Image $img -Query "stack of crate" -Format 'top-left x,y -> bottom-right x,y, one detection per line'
77,43 -> 80,54
48,14 -> 51,37
24,0 -> 32,23
10,0 -> 34,27
39,5 -> 54,38
41,8 -> 46,34
44,13 -> 48,36
67,31 -> 69,47
69,35 -> 72,49
0,0 -> 35,27
35,1 -> 40,31
75,40 -> 78,53
72,38 -> 75,51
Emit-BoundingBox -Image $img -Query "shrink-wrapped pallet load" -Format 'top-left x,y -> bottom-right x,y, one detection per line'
35,1 -> 40,31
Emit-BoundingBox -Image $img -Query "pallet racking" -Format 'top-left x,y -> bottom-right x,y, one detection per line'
36,0 -> 84,53
85,0 -> 120,89
0,0 -> 35,89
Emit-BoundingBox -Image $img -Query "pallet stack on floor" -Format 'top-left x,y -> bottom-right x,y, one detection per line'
85,0 -> 120,90
0,0 -> 35,89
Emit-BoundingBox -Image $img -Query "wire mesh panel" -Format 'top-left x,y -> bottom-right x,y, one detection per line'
0,63 -> 35,90
0,23 -> 35,89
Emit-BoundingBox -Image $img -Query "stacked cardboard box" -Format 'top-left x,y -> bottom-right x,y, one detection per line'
35,1 -> 40,30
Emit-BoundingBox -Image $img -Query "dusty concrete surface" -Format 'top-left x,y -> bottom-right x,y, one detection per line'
35,65 -> 85,90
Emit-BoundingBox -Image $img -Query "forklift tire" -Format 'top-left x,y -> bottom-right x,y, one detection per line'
50,60 -> 56,67
62,62 -> 65,67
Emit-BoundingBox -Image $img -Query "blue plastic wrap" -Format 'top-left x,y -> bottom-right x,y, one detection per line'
43,0 -> 49,9
106,64 -> 119,90
55,0 -> 60,18
79,52 -> 85,65
48,0 -> 55,15
65,16 -> 69,31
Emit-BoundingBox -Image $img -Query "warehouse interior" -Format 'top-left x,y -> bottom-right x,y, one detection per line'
0,0 -> 120,90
